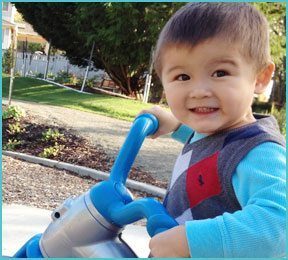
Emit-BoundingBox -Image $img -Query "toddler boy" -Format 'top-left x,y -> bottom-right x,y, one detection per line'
142,3 -> 286,258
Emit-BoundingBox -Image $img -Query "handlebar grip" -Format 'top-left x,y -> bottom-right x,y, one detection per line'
146,212 -> 178,237
110,197 -> 178,237
135,113 -> 159,136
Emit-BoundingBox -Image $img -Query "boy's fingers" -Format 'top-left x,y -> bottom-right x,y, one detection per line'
136,109 -> 155,118
136,109 -> 160,139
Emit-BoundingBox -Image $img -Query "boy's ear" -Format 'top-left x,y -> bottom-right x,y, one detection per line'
254,62 -> 275,94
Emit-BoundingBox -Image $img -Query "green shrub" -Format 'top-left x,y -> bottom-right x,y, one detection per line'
47,72 -> 55,80
3,139 -> 22,150
7,121 -> 24,135
28,42 -> 43,53
54,70 -> 77,85
2,106 -> 25,121
39,142 -> 64,158
76,77 -> 84,87
42,128 -> 64,142
2,46 -> 14,73
36,73 -> 44,78
75,76 -> 100,89
87,75 -> 101,88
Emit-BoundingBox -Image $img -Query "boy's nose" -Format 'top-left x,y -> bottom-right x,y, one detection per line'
188,85 -> 212,99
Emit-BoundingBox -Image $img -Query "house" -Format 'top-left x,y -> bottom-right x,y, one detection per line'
2,2 -> 17,50
2,2 -> 47,52
17,21 -> 48,52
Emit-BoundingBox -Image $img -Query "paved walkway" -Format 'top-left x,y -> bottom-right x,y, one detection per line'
3,99 -> 183,183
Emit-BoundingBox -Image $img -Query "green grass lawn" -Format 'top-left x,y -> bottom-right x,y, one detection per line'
2,75 -> 153,121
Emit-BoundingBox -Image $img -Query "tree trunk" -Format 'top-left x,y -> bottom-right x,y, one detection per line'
98,54 -> 131,95
107,69 -> 130,95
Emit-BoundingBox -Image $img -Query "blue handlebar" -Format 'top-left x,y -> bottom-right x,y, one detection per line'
90,113 -> 178,237
109,113 -> 159,185
110,198 -> 178,237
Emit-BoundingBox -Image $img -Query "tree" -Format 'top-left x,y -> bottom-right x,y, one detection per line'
15,2 -> 183,97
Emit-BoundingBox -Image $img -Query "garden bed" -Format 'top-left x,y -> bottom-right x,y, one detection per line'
2,105 -> 168,189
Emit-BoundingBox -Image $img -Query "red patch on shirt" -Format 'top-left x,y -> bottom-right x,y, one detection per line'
186,151 -> 221,208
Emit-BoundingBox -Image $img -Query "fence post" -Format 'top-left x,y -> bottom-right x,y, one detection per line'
143,46 -> 154,103
44,39 -> 52,79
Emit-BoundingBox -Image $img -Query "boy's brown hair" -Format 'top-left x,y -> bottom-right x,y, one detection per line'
154,3 -> 271,77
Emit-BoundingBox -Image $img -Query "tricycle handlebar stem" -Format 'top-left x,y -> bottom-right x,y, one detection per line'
109,113 -> 158,185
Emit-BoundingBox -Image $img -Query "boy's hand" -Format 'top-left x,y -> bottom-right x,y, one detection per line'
149,225 -> 190,258
138,106 -> 181,139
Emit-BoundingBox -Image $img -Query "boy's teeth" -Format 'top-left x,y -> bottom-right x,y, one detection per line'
194,107 -> 216,112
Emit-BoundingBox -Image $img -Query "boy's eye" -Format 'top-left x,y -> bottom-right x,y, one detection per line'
176,74 -> 190,81
212,70 -> 229,78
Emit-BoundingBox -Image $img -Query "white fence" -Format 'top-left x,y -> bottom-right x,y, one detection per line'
11,51 -> 104,79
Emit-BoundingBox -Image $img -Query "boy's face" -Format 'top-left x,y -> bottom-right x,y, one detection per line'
161,38 -> 260,135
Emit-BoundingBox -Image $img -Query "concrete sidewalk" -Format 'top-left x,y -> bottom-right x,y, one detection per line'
2,204 -> 150,258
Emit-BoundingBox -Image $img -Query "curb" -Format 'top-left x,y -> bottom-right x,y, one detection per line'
3,151 -> 166,198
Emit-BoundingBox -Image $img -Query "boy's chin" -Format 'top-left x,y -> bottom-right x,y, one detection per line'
191,124 -> 225,135
186,121 -> 215,133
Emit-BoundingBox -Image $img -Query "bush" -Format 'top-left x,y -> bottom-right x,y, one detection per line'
3,138 -> 22,150
28,42 -> 43,53
2,106 -> 25,121
47,72 -> 55,80
75,76 -> 102,90
75,77 -> 84,88
54,70 -> 77,85
42,128 -> 64,142
88,75 -> 101,87
36,72 -> 44,78
2,46 -> 14,73
39,142 -> 64,158
7,121 -> 24,135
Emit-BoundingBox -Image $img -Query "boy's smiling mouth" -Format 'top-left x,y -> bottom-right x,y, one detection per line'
189,107 -> 219,114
